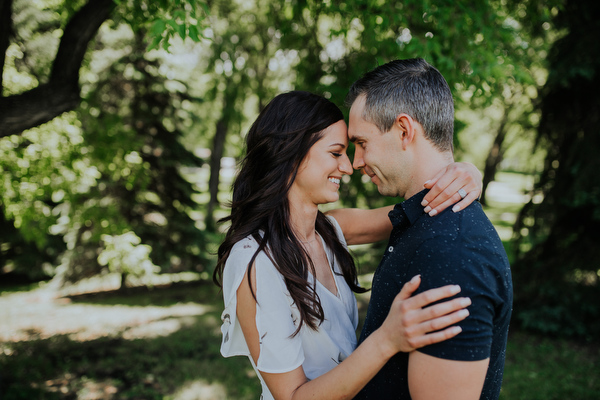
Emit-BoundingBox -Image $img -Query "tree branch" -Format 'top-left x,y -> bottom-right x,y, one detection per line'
0,0 -> 115,137
0,0 -> 13,95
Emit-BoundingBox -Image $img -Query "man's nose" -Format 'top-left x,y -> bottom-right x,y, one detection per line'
353,148 -> 365,170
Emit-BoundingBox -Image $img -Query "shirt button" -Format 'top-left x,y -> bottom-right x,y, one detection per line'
388,246 -> 394,252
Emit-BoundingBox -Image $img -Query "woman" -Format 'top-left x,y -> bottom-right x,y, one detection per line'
214,91 -> 480,400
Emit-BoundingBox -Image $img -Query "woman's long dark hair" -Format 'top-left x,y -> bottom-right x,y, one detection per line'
213,91 -> 366,333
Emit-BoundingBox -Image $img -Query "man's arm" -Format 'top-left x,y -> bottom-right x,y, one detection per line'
408,352 -> 489,400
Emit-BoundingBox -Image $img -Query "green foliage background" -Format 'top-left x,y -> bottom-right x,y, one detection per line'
1,0 -> 599,341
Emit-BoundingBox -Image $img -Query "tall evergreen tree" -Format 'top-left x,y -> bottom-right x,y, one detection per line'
54,30 -> 207,285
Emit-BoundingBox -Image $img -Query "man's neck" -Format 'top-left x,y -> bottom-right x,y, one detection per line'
404,150 -> 454,200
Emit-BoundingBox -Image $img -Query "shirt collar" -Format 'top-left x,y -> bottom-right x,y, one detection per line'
388,189 -> 429,227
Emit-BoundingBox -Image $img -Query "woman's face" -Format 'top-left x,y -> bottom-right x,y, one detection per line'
289,120 -> 353,207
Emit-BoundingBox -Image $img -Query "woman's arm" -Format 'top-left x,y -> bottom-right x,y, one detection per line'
325,206 -> 394,246
327,162 -> 483,245
237,272 -> 471,400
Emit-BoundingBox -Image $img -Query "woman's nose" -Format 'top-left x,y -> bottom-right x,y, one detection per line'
339,154 -> 353,175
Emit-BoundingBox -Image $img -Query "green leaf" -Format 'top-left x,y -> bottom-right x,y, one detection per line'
189,25 -> 200,42
151,19 -> 166,36
177,23 -> 186,40
147,35 -> 163,51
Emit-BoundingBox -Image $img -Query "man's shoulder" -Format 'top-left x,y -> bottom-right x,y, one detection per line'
410,202 -> 508,266
415,201 -> 495,235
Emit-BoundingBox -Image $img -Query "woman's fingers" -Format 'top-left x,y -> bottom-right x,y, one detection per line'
425,179 -> 479,214
422,162 -> 483,216
416,296 -> 471,323
405,284 -> 463,310
406,315 -> 466,348
402,303 -> 471,349
387,283 -> 471,353
396,275 -> 422,301
451,189 -> 480,213
422,167 -> 455,204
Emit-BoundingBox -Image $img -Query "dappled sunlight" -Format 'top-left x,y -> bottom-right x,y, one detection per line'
483,171 -> 534,241
486,180 -> 530,204
122,316 -> 199,340
0,277 -> 259,398
169,380 -> 228,400
58,271 -> 203,296
40,374 -> 118,400
0,283 -> 213,342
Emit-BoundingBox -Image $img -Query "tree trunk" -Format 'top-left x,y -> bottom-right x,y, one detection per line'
480,106 -> 510,206
205,100 -> 230,231
0,0 -> 115,137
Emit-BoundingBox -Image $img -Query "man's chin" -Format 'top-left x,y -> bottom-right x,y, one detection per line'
376,186 -> 396,197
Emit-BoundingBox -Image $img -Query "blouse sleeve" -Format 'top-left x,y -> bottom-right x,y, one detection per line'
220,237 -> 304,374
326,214 -> 347,248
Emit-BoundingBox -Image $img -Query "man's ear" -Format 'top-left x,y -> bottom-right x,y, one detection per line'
396,113 -> 416,150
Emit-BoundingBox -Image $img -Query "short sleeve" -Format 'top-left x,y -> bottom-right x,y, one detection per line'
219,237 -> 304,373
326,214 -> 348,248
254,254 -> 304,372
407,238 -> 499,361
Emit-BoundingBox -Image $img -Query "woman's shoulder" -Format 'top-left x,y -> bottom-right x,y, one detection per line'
222,234 -> 285,297
230,234 -> 260,252
226,234 -> 263,267
324,214 -> 347,247
226,233 -> 282,271
222,235 -> 263,292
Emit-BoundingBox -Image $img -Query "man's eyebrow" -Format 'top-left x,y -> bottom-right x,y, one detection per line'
349,135 -> 359,143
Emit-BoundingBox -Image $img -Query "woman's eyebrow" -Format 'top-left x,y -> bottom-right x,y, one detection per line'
329,143 -> 347,149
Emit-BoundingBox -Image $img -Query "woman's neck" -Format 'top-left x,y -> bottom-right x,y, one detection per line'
288,199 -> 319,242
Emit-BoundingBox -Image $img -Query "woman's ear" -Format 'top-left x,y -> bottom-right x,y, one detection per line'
396,113 -> 416,150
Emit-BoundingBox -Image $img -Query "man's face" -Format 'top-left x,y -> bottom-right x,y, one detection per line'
348,95 -> 409,198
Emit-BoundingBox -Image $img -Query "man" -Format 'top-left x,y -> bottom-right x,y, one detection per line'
348,58 -> 513,399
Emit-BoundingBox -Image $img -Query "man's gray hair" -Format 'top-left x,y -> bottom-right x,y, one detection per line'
346,58 -> 454,152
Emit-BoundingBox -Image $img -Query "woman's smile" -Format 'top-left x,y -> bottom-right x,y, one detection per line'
328,177 -> 341,186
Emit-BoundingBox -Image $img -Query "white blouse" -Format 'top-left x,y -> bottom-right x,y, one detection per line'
219,216 -> 359,400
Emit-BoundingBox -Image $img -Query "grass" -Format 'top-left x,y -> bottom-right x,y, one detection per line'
1,171 -> 598,399
1,280 -> 598,399
501,331 -> 599,399
0,282 -> 261,400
